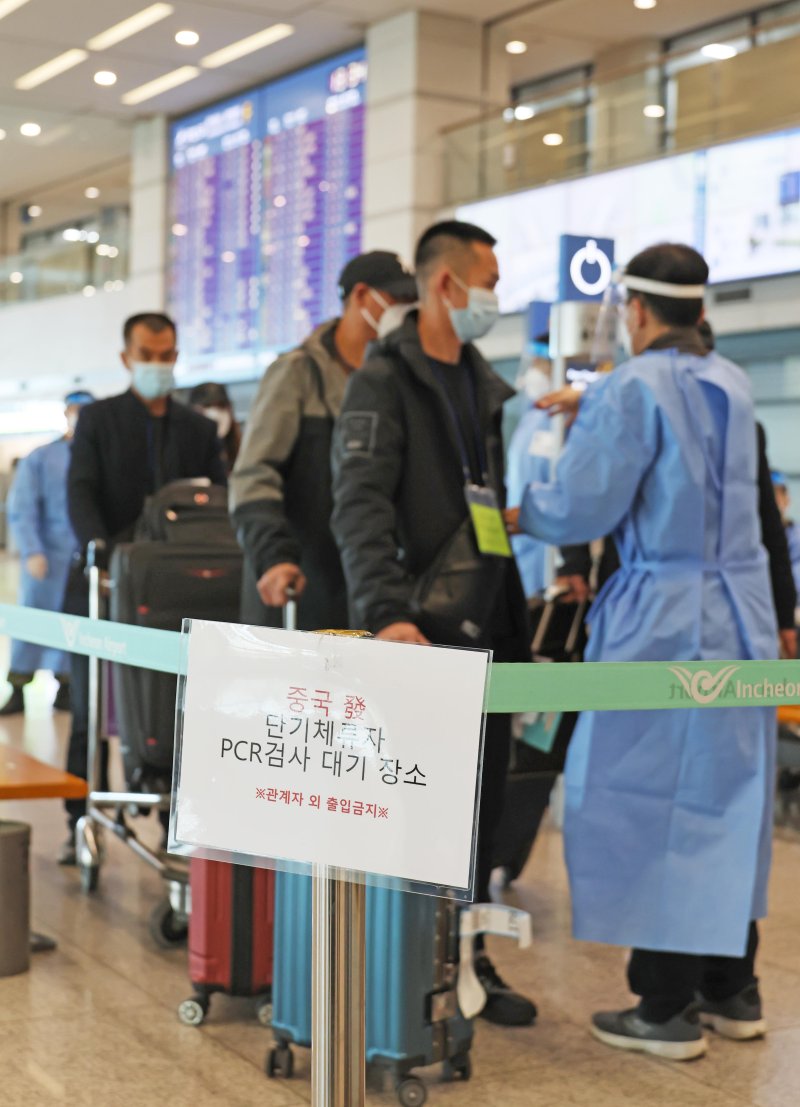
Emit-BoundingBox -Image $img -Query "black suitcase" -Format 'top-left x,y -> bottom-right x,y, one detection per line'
109,481 -> 242,791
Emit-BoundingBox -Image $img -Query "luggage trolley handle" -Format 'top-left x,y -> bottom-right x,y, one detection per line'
85,539 -> 109,804
284,587 -> 298,632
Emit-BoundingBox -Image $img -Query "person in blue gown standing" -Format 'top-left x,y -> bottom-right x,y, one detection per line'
507,244 -> 778,1060
0,392 -> 94,716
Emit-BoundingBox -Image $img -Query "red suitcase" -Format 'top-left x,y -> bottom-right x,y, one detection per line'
178,859 -> 275,1026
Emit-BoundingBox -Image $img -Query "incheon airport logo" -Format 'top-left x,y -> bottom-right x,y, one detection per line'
669,664 -> 800,705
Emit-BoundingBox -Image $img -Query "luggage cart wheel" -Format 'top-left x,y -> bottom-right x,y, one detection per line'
79,862 -> 100,894
149,899 -> 189,949
396,1077 -> 427,1106
178,996 -> 208,1027
255,997 -> 273,1027
266,1045 -> 294,1079
443,1054 -> 472,1082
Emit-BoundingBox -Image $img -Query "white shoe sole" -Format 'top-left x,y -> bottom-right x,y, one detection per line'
700,1012 -> 767,1040
591,1024 -> 708,1061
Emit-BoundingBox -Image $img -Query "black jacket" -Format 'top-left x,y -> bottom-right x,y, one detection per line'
331,313 -> 529,655
229,320 -> 349,631
68,389 -> 226,549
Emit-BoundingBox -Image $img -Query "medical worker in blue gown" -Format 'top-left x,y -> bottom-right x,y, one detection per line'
506,244 -> 778,1061
0,392 -> 94,716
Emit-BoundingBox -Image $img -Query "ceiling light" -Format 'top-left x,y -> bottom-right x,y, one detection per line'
19,122 -> 41,137
87,3 -> 173,51
175,29 -> 199,46
85,186 -> 100,199
505,40 -> 527,55
96,244 -> 109,256
82,285 -> 96,297
27,204 -> 42,217
121,65 -> 200,105
701,43 -> 738,60
221,250 -> 235,263
15,48 -> 88,90
200,23 -> 294,69
543,132 -> 564,146
643,103 -> 666,118
63,228 -> 81,241
514,105 -> 535,121
0,0 -> 31,20
107,246 -> 119,259
94,70 -> 117,87
86,231 -> 100,244
633,0 -> 657,8
9,271 -> 24,284
172,223 -> 188,236
0,129 -> 5,140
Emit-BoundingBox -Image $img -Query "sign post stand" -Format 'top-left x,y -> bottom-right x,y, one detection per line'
312,864 -> 366,1107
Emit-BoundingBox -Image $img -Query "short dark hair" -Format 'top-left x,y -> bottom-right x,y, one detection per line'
123,312 -> 177,347
414,220 -> 496,288
625,244 -> 708,328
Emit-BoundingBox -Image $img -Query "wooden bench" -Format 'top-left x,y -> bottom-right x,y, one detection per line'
0,744 -> 88,803
1,743 -> 88,959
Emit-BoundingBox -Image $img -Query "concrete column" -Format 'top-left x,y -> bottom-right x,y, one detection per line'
363,11 -> 484,260
129,116 -> 168,308
591,39 -> 663,171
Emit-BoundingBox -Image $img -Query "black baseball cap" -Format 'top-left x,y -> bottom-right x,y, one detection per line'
338,251 -> 417,301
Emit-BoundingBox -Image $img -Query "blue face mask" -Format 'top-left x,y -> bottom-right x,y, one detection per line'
130,361 -> 176,400
445,274 -> 500,344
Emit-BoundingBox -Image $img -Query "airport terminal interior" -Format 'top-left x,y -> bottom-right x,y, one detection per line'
3,0 -> 800,1103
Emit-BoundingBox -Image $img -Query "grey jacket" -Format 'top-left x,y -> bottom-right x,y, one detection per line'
230,319 -> 350,630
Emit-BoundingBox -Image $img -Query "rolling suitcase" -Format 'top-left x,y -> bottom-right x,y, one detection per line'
178,859 -> 275,1026
268,873 -> 473,1104
109,480 -> 242,792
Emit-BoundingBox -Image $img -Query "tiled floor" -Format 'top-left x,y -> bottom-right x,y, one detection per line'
2,562 -> 800,1105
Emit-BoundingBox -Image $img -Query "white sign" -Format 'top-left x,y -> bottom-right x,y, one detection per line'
172,621 -> 490,892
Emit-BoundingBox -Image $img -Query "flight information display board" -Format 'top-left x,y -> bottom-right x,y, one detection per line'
169,47 -> 366,379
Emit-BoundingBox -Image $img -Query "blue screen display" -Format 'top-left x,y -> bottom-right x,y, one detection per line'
169,47 -> 367,378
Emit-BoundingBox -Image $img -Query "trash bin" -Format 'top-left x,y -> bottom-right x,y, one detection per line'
0,821 -> 30,977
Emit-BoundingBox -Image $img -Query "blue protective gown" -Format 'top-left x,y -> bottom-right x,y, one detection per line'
506,405 -> 553,597
519,347 -> 778,957
7,438 -> 78,675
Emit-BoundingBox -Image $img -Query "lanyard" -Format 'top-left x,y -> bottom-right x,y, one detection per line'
430,360 -> 489,485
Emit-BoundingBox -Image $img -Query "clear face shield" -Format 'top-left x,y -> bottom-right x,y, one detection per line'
590,272 -> 629,369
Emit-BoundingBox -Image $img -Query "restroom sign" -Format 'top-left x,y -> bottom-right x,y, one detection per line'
559,235 -> 615,302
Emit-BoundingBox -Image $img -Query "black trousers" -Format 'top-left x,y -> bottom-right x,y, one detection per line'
629,922 -> 760,1022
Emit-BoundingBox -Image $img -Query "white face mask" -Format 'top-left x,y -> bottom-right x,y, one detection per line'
203,406 -> 232,438
360,289 -> 390,334
377,302 -> 416,340
130,361 -> 176,400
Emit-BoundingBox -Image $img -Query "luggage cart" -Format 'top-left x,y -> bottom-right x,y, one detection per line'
74,541 -> 189,947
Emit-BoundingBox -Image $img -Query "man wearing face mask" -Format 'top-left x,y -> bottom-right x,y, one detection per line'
331,221 -> 535,1026
231,251 -> 417,631
0,391 -> 94,717
60,312 -> 226,864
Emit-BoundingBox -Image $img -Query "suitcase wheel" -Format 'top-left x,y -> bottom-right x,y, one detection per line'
266,1044 -> 294,1079
442,1053 -> 472,1082
255,997 -> 273,1027
396,1077 -> 427,1107
149,898 -> 189,949
178,996 -> 208,1027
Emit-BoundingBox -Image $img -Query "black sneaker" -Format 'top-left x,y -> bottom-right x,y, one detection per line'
475,954 -> 537,1027
697,984 -> 767,1040
591,1005 -> 707,1061
0,687 -> 25,716
58,834 -> 77,866
53,683 -> 71,712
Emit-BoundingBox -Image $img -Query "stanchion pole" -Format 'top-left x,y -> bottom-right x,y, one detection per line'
311,864 -> 366,1107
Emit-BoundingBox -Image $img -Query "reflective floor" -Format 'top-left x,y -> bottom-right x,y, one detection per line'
2,557 -> 800,1106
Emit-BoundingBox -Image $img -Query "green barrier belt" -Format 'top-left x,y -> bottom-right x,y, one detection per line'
2,603 -> 798,713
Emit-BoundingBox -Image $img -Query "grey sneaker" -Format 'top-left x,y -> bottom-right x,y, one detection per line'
591,1005 -> 707,1061
697,985 -> 767,1040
